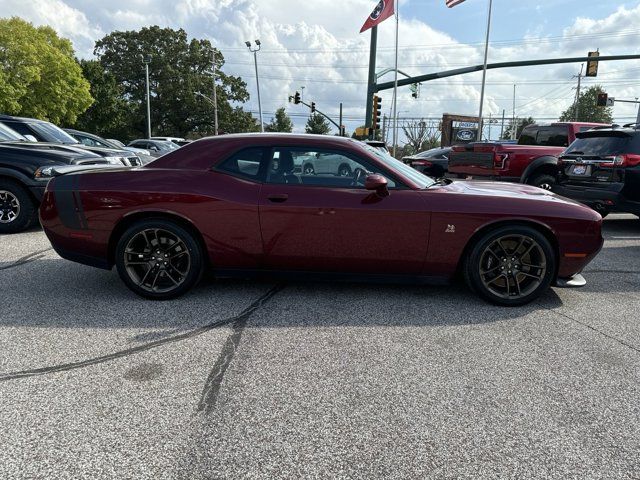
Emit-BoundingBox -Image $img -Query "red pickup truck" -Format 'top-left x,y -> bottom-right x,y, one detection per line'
447,122 -> 608,190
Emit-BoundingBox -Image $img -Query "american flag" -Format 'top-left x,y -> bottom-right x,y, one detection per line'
446,0 -> 466,7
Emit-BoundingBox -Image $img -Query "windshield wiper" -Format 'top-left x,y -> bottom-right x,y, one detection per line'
428,177 -> 453,187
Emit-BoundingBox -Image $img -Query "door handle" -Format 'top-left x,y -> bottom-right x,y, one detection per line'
267,194 -> 289,203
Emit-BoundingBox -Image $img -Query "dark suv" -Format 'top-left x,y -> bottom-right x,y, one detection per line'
554,126 -> 640,217
0,115 -> 143,166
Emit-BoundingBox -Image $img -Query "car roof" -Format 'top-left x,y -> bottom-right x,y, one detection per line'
0,114 -> 49,124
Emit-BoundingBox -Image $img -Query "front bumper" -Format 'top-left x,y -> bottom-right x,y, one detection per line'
554,273 -> 587,288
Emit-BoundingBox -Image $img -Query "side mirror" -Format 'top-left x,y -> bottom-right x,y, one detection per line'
365,174 -> 389,197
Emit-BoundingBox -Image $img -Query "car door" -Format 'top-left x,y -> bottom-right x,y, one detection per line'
258,146 -> 431,275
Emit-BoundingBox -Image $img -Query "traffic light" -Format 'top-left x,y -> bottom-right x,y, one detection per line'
586,51 -> 599,77
294,91 -> 301,104
311,102 -> 316,113
372,95 -> 382,130
596,92 -> 608,107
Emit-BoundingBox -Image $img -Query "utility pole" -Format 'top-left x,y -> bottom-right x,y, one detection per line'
574,64 -> 584,122
487,113 -> 492,141
382,114 -> 387,143
144,56 -> 151,139
500,108 -> 505,140
476,0 -> 494,142
511,84 -> 517,140
212,49 -> 219,135
339,102 -> 343,136
365,26 -> 378,136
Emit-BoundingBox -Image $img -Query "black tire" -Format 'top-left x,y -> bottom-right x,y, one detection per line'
0,179 -> 38,234
528,174 -> 556,191
338,163 -> 352,177
115,219 -> 204,300
464,225 -> 556,306
592,204 -> 610,218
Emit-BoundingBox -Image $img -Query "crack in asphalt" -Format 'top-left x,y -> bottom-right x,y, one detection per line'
0,284 -> 285,382
0,248 -> 53,271
197,284 -> 284,414
549,308 -> 640,355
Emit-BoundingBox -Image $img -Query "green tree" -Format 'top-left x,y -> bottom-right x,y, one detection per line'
265,107 -> 293,132
305,113 -> 331,135
72,60 -> 133,139
0,17 -> 92,124
94,26 -> 254,138
501,116 -> 535,140
559,85 -> 613,124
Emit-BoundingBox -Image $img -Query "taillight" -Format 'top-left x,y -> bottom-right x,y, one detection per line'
493,153 -> 509,169
601,154 -> 640,168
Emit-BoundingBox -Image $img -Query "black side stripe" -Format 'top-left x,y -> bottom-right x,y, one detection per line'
54,175 -> 88,230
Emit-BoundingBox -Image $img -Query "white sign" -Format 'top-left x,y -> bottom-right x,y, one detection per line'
453,121 -> 478,128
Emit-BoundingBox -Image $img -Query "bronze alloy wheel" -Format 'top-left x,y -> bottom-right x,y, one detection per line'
123,228 -> 192,294
0,190 -> 20,224
479,234 -> 547,300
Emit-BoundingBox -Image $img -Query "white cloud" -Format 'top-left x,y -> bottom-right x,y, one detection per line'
2,0 -> 640,136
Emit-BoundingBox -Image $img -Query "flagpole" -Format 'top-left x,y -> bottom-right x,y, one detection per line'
476,0 -> 493,142
392,2 -> 399,157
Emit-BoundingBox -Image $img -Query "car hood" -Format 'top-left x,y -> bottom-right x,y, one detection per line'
437,180 -> 590,208
74,145 -> 133,157
0,141 -> 102,160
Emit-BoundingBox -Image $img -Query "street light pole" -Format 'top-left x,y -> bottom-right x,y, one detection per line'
246,40 -> 264,132
143,56 -> 151,139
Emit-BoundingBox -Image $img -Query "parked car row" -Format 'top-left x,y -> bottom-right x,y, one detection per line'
406,122 -> 639,219
0,113 -> 190,233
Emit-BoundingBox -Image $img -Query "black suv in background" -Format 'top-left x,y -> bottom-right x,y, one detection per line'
0,122 -> 109,233
554,126 -> 640,217
0,114 -> 143,166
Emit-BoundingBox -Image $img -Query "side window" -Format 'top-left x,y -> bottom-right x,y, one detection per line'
518,127 -> 538,145
537,127 -> 568,147
266,147 -> 396,188
79,136 -> 97,147
217,147 -> 265,181
4,122 -> 34,138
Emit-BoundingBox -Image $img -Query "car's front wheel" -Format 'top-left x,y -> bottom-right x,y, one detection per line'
528,174 -> 556,191
0,179 -> 38,234
464,225 -> 556,306
115,219 -> 204,299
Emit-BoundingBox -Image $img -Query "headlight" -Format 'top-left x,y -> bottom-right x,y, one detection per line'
104,156 -> 128,165
34,166 -> 55,179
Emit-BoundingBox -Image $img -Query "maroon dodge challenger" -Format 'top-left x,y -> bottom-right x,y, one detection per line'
39,134 -> 603,306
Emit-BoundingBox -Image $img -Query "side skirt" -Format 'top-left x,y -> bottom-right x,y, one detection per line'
213,268 -> 451,286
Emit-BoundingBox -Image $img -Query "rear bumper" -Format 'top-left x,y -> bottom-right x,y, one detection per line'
554,182 -> 640,214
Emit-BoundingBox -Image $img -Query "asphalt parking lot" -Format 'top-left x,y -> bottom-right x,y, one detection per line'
1,215 -> 639,479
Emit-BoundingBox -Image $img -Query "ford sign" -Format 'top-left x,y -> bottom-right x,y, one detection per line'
457,130 -> 475,141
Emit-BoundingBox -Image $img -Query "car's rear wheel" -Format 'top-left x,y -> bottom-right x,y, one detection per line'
0,179 -> 38,234
528,174 -> 556,191
115,219 -> 204,299
464,225 -> 556,306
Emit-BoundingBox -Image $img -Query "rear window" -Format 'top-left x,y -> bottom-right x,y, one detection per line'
564,135 -> 632,156
216,147 -> 265,180
518,126 -> 568,147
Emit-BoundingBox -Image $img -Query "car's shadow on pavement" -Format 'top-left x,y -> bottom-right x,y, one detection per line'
0,255 -> 565,331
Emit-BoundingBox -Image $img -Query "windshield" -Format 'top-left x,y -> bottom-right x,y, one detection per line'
30,122 -> 79,144
158,141 -> 179,151
361,143 -> 435,188
564,135 -> 631,156
0,123 -> 26,142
